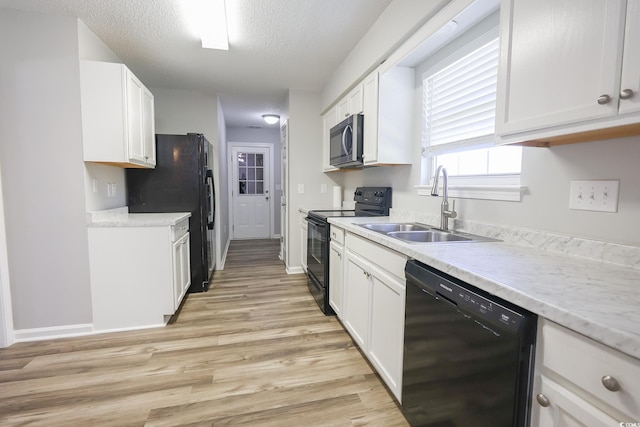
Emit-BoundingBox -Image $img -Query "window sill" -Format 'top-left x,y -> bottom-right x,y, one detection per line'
416,183 -> 527,202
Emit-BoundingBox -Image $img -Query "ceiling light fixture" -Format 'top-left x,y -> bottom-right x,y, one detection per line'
183,0 -> 229,50
262,114 -> 280,125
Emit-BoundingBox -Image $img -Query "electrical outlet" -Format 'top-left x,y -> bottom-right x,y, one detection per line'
320,184 -> 327,194
569,180 -> 619,212
297,184 -> 305,194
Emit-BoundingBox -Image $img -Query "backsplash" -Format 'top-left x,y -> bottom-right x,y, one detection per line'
391,209 -> 640,270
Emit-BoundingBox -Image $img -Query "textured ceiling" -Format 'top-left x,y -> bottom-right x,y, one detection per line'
0,0 -> 392,128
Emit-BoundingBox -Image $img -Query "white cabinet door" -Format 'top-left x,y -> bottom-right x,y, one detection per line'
142,85 -> 156,166
365,67 -> 414,166
362,71 -> 379,164
531,376 -> 619,427
368,264 -> 405,402
337,97 -> 350,121
343,250 -> 371,348
322,106 -> 338,171
180,233 -> 191,297
172,232 -> 191,310
619,0 -> 640,114
328,241 -> 344,318
348,83 -> 364,115
497,0 -> 627,136
125,72 -> 145,164
301,214 -> 308,272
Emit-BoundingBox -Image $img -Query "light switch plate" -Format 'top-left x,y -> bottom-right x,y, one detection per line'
569,180 -> 619,213
297,184 -> 305,194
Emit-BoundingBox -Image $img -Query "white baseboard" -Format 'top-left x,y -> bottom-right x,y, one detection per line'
287,266 -> 305,274
216,238 -> 231,270
14,323 -> 94,342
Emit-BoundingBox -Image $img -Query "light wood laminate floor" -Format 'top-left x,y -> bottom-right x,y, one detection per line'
0,239 -> 408,426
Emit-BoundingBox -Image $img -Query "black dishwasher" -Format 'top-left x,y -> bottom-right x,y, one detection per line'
402,260 -> 536,427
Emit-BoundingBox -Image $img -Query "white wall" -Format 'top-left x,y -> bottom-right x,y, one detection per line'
227,126 -> 282,235
287,90 -> 337,269
0,10 -> 93,330
216,98 -> 230,266
321,0 -> 452,110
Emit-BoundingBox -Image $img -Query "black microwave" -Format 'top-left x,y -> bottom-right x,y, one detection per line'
329,113 -> 364,168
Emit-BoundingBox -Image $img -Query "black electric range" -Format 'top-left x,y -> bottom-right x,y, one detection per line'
305,187 -> 392,314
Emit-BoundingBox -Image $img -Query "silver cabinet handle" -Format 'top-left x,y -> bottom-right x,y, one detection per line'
536,393 -> 550,407
601,375 -> 621,392
597,94 -> 611,105
620,89 -> 634,100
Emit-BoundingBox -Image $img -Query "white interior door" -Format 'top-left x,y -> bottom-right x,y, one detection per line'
231,147 -> 271,239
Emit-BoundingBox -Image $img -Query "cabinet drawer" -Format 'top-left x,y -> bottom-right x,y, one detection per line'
172,218 -> 189,241
346,233 -> 406,279
330,226 -> 344,245
541,319 -> 640,419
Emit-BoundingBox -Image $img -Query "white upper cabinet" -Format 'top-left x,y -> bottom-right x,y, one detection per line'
619,0 -> 640,115
337,83 -> 364,120
81,60 -> 156,168
496,0 -> 640,144
362,67 -> 414,166
321,105 -> 338,172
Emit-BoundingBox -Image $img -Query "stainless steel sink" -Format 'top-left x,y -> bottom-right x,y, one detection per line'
359,223 -> 432,233
357,222 -> 498,243
387,230 -> 472,243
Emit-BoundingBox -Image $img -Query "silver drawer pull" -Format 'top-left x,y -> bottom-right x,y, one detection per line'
601,375 -> 621,392
536,393 -> 550,407
597,94 -> 611,105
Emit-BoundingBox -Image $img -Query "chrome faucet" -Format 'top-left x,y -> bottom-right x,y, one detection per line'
431,165 -> 457,231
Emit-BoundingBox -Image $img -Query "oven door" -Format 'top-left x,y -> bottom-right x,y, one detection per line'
306,216 -> 327,285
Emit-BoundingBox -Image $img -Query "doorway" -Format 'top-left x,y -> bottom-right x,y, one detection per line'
230,145 -> 274,239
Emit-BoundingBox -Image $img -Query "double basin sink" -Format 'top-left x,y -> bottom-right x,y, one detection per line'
358,222 -> 498,244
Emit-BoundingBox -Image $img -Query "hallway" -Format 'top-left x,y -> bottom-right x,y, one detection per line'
0,239 -> 407,426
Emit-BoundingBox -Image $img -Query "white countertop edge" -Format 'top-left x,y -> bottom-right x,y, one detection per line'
87,208 -> 191,227
328,216 -> 640,360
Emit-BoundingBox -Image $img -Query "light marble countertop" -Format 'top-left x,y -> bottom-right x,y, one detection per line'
87,207 -> 190,227
328,215 -> 640,360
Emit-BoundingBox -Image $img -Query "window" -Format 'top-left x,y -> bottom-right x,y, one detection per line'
237,152 -> 264,195
419,34 -> 525,201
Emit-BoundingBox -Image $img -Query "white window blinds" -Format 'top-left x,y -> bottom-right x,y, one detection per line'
422,37 -> 499,156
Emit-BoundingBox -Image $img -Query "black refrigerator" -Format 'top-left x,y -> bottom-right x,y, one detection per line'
126,133 -> 215,293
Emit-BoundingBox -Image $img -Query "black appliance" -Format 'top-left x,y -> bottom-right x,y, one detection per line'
126,133 -> 215,293
305,187 -> 392,314
402,260 -> 537,427
329,113 -> 364,168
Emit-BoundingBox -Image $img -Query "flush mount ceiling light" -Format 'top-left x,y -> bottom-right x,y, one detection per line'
182,0 -> 229,50
262,114 -> 280,125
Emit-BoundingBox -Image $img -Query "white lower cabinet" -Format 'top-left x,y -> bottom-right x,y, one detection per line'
531,319 -> 640,426
344,250 -> 371,348
343,232 -> 406,402
328,225 -> 345,317
172,231 -> 191,311
88,218 -> 190,331
300,212 -> 308,271
534,375 -> 618,427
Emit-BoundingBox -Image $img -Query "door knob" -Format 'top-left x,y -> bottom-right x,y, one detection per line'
597,94 -> 611,105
